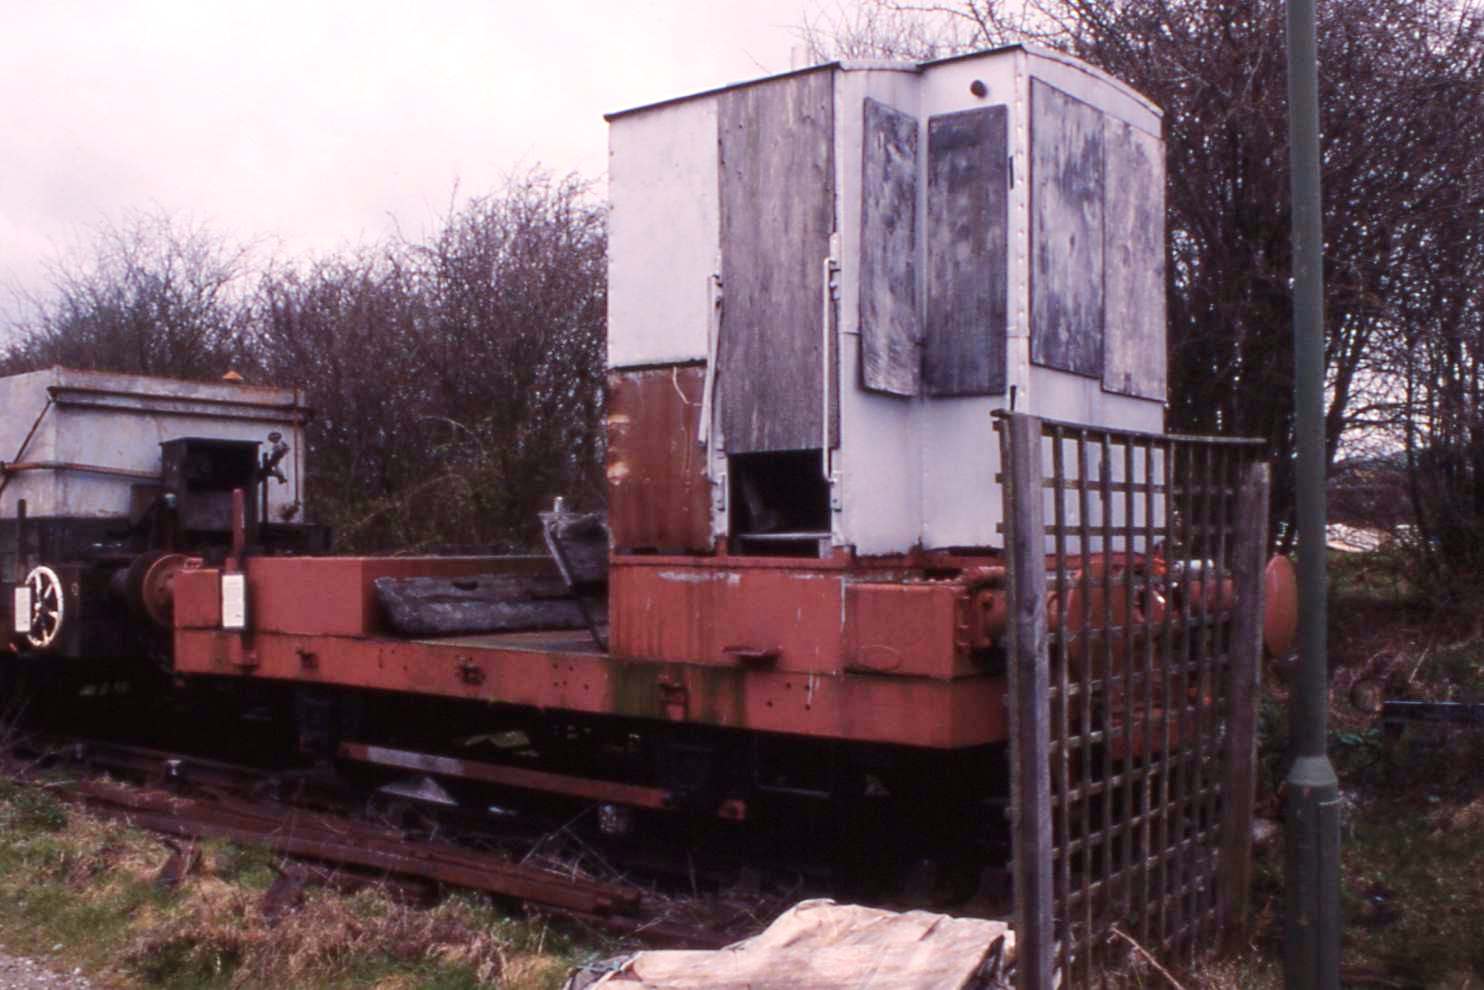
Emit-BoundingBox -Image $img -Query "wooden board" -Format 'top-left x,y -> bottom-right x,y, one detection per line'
924,105 -> 1009,396
373,574 -> 585,637
1102,117 -> 1166,400
1030,80 -> 1104,379
718,70 -> 835,453
859,98 -> 920,397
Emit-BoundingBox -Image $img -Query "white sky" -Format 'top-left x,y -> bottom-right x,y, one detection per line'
0,0 -> 818,321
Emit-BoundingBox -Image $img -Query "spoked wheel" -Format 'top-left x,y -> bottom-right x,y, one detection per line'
20,565 -> 64,650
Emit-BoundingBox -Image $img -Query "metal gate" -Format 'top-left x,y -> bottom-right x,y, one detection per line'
997,413 -> 1270,988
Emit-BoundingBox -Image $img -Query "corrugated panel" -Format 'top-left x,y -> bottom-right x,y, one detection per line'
718,69 -> 835,454
924,105 -> 1009,396
1102,117 -> 1166,400
1030,79 -> 1104,379
859,97 -> 920,397
606,367 -> 712,553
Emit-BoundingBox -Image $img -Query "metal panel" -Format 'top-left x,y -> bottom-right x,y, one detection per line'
607,98 -> 720,368
998,412 -> 1267,987
833,68 -> 925,556
607,367 -> 712,553
925,105 -> 1010,396
858,97 -> 920,397
1103,117 -> 1166,400
174,573 -> 1010,751
174,556 -> 554,636
0,368 -> 308,521
1030,80 -> 1104,379
718,69 -> 835,454
913,53 -> 1022,552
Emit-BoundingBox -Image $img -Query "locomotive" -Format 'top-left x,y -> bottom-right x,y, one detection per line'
1,46 -> 1293,887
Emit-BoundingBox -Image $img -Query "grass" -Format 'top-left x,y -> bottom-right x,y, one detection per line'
0,780 -> 593,989
1237,554 -> 1484,990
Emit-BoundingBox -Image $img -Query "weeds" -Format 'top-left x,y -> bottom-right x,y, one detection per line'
0,782 -> 593,989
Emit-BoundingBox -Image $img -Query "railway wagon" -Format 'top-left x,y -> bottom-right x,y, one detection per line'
3,46 -> 1293,922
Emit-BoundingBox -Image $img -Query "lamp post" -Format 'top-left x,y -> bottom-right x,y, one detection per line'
1284,1 -> 1341,987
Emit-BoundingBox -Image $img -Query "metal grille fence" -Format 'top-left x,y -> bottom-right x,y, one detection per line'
997,413 -> 1270,989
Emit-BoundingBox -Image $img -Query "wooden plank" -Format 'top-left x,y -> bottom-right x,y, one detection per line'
373,574 -> 585,637
924,105 -> 1009,396
718,70 -> 835,453
1220,461 -> 1268,952
1030,80 -> 1104,379
1103,118 -> 1166,400
859,97 -> 920,397
1000,414 -> 1055,990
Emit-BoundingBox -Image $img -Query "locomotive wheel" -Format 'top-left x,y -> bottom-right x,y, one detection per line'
126,551 -> 191,628
21,565 -> 64,650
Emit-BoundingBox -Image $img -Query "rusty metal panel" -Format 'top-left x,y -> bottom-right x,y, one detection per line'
1030,80 -> 1104,379
172,625 -> 1008,749
998,411 -> 1266,986
925,105 -> 1009,396
717,69 -> 835,453
844,582 -> 971,679
859,97 -> 920,397
174,557 -> 556,636
608,558 -> 847,675
607,367 -> 712,553
173,566 -> 222,629
1102,117 -> 1166,400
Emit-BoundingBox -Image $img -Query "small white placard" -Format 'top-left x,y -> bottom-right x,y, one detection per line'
12,587 -> 31,634
221,573 -> 248,630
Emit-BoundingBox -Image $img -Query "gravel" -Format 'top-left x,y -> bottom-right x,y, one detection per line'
0,953 -> 99,990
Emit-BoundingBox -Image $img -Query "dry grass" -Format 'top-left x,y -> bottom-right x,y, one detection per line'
0,781 -> 589,989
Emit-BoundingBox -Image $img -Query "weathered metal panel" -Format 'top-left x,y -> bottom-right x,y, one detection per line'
843,582 -> 978,679
606,98 -> 720,368
718,69 -> 835,454
833,68 -> 924,556
610,555 -> 998,681
925,105 -> 1010,396
0,368 -> 308,522
609,558 -> 847,675
173,625 -> 1009,750
607,367 -> 712,553
174,556 -> 555,636
1030,79 -> 1104,379
913,54 -> 1023,552
858,97 -> 920,397
1102,116 -> 1166,400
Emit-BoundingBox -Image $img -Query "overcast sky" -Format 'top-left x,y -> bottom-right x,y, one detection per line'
0,0 -> 819,322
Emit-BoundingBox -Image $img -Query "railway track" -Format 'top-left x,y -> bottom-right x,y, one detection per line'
0,734 -> 768,949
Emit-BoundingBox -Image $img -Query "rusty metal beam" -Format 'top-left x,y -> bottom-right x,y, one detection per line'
338,741 -> 746,821
74,779 -> 640,916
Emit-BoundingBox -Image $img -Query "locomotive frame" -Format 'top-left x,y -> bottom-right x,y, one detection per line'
0,45 -> 1298,987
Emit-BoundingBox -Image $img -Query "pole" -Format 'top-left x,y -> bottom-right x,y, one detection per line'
1284,2 -> 1341,987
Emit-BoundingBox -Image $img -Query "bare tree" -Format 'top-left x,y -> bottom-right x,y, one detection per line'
251,171 -> 606,552
1,210 -> 256,379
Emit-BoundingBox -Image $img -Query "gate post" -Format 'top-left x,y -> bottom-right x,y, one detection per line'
1221,461 -> 1270,949
1002,414 -> 1054,990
